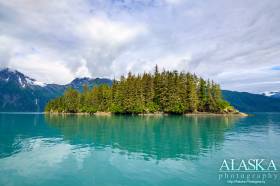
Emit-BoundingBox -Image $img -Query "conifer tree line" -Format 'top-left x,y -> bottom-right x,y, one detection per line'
45,66 -> 235,114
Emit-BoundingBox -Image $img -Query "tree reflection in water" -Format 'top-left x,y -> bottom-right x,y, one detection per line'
45,115 -> 240,160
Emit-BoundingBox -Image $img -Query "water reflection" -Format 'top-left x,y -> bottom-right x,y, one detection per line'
231,113 -> 280,135
0,113 -> 60,158
45,115 -> 239,160
1,113 -> 280,186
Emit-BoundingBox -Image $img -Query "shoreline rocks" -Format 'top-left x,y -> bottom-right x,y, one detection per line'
45,111 -> 248,117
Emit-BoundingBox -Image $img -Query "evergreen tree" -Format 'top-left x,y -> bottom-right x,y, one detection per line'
185,73 -> 198,112
64,87 -> 79,113
205,80 -> 216,112
198,78 -> 207,112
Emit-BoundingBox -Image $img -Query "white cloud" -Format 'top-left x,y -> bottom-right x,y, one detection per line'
75,58 -> 91,78
78,17 -> 147,46
75,16 -> 148,78
0,36 -> 17,68
9,53 -> 74,84
164,0 -> 183,5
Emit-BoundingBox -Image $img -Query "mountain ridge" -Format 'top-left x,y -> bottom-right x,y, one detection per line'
222,90 -> 280,112
1,68 -> 280,112
262,91 -> 280,99
0,68 -> 112,111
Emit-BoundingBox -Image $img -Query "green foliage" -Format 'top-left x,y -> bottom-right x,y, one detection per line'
45,66 -> 235,114
64,87 -> 79,113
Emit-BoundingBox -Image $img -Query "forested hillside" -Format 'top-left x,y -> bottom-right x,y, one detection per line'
222,90 -> 280,112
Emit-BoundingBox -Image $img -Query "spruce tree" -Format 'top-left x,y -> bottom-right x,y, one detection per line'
185,73 -> 198,112
205,80 -> 216,112
198,78 -> 207,112
64,87 -> 79,113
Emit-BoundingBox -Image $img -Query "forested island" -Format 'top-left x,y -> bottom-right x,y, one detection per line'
45,66 -> 243,115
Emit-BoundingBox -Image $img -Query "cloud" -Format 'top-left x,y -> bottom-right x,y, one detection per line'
0,36 -> 17,68
75,16 -> 148,78
0,0 -> 280,92
78,17 -> 147,45
164,0 -> 183,5
9,53 -> 74,84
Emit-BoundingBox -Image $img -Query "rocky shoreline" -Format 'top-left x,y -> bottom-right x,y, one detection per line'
45,111 -> 248,117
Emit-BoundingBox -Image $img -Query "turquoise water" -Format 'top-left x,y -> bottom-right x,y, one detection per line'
0,113 -> 280,186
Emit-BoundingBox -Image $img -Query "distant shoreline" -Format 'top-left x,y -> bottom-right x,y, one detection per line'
45,111 -> 248,117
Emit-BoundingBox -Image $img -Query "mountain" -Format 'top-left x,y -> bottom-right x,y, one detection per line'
0,68 -> 112,112
222,90 -> 280,112
0,68 -> 47,88
68,77 -> 112,91
262,91 -> 280,99
1,68 -> 280,112
0,68 -> 61,112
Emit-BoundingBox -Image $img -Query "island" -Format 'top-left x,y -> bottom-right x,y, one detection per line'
45,66 -> 246,116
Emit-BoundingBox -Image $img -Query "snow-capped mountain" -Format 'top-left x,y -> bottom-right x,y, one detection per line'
0,68 -> 112,111
262,91 -> 280,99
0,68 -> 46,88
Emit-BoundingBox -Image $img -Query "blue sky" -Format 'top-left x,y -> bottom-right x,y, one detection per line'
0,0 -> 280,93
